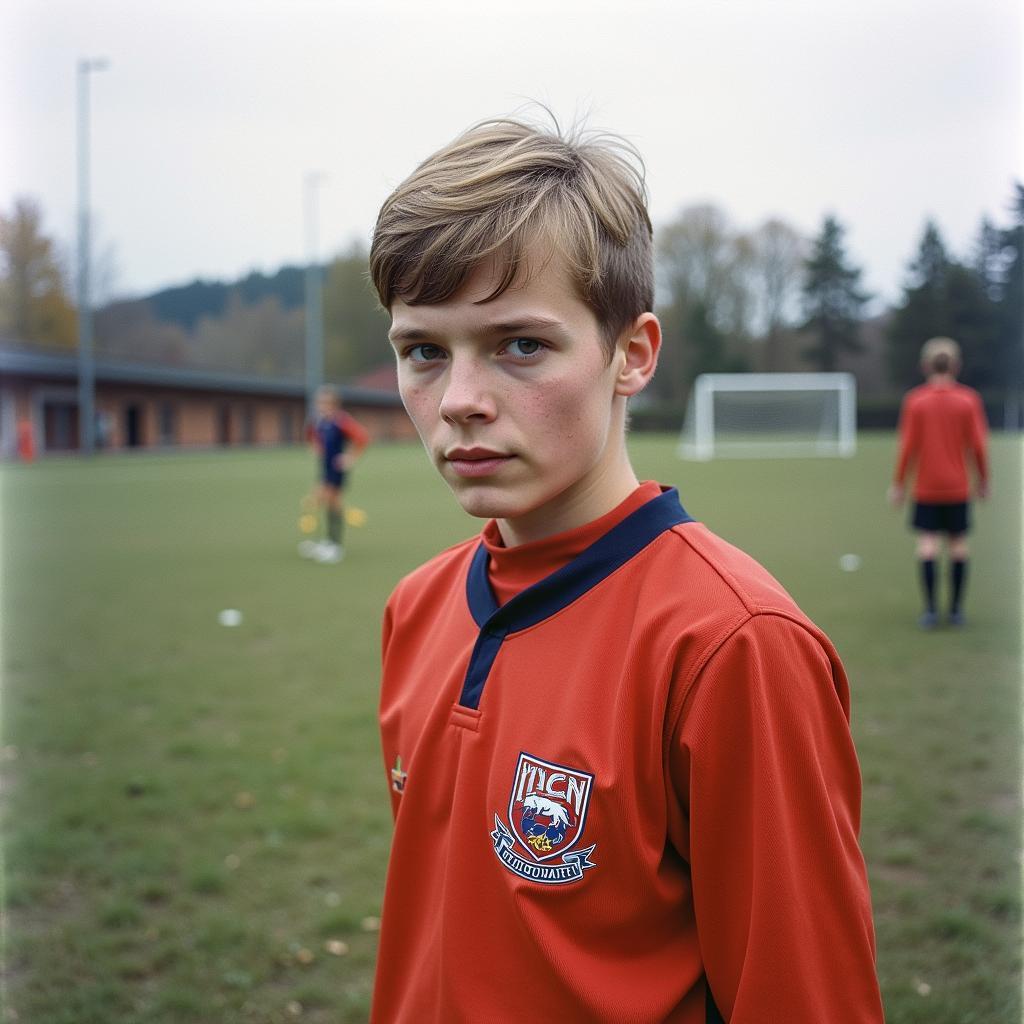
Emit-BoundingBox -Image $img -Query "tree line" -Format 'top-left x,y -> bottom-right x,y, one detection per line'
1,187 -> 1021,407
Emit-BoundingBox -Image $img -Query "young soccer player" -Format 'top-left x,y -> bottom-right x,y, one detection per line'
300,385 -> 369,564
889,336 -> 989,628
368,117 -> 883,1022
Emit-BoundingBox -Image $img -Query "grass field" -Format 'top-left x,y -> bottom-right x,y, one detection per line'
1,433 -> 1020,1023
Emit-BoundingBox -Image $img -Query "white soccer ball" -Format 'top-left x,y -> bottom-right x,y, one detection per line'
218,608 -> 243,627
839,554 -> 862,572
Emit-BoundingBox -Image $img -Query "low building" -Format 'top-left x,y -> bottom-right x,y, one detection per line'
0,340 -> 414,457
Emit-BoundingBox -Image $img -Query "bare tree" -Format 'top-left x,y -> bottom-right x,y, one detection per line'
749,218 -> 806,370
655,204 -> 753,400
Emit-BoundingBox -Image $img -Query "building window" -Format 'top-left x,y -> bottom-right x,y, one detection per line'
279,407 -> 295,443
44,401 -> 78,451
124,404 -> 145,448
217,405 -> 232,445
241,406 -> 255,445
158,403 -> 177,445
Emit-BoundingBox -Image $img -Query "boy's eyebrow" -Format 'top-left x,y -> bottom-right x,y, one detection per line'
389,315 -> 564,344
388,326 -> 433,344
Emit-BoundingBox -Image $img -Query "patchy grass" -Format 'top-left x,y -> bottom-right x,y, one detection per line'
1,433 -> 1019,1022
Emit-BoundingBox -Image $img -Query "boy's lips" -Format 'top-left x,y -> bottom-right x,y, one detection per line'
444,447 -> 514,478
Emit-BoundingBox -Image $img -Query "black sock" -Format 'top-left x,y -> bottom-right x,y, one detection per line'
950,559 -> 967,613
920,559 -> 936,613
327,509 -> 343,545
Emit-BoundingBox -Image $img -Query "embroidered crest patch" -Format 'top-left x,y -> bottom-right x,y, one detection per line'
491,751 -> 597,884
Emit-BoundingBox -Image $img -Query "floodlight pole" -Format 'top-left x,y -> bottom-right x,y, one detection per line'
76,57 -> 108,456
304,172 -> 326,421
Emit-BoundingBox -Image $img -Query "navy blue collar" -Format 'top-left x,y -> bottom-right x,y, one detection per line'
456,488 -> 693,711
466,487 -> 693,634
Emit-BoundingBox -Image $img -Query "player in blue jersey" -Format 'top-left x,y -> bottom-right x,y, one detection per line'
300,385 -> 369,563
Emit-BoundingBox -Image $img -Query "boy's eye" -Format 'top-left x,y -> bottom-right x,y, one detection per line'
504,338 -> 544,358
407,343 -> 446,363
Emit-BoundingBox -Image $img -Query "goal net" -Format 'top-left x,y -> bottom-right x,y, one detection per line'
677,372 -> 857,461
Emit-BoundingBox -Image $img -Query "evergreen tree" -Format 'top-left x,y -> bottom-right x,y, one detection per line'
973,216 -> 1010,302
685,300 -> 748,380
888,215 -> 1010,393
801,215 -> 869,371
996,185 -> 1023,405
887,221 -> 953,388
942,263 -> 999,389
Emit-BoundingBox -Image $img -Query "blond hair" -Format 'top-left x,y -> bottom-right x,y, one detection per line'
920,336 -> 961,375
369,116 -> 653,354
315,384 -> 340,407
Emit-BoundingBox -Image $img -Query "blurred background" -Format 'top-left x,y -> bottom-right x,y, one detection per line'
2,0 -> 1021,425
1,1 -> 1021,1022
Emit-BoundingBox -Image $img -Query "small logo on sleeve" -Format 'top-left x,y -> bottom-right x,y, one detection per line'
490,751 -> 596,885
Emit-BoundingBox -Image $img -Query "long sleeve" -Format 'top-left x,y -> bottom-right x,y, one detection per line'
969,391 -> 989,487
340,412 -> 371,453
380,595 -> 403,821
670,613 -> 883,1023
893,394 -> 918,485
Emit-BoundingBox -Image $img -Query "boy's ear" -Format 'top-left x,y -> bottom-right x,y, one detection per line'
614,313 -> 661,398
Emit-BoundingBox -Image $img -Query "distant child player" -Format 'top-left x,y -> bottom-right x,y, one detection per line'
889,336 -> 989,627
368,117 -> 884,1022
300,385 -> 369,563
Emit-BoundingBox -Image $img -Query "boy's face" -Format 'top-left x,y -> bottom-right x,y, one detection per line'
316,393 -> 337,418
389,252 -> 637,542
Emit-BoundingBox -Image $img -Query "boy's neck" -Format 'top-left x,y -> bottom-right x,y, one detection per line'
495,457 -> 641,548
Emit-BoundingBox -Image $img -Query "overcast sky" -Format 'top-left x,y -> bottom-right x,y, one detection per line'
2,0 -> 1020,309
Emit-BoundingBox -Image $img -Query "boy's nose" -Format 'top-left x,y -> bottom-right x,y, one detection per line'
439,359 -> 496,425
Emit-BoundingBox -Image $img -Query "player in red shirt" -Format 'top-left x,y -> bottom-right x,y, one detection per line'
368,116 -> 883,1022
889,337 -> 989,627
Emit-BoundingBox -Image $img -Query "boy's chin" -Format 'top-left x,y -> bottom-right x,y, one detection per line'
448,482 -> 536,523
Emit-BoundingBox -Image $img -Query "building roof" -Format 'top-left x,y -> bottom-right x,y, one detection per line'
350,363 -> 400,392
0,340 -> 402,408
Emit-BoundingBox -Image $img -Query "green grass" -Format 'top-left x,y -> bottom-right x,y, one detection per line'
1,433 -> 1020,1023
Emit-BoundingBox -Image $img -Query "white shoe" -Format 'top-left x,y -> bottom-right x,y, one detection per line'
315,542 -> 344,564
298,539 -> 319,559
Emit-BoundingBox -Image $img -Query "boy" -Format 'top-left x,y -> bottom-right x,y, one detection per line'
368,117 -> 883,1022
889,336 -> 989,627
300,385 -> 369,564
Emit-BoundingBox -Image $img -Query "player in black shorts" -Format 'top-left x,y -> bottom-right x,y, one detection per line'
890,338 -> 989,627
301,386 -> 369,563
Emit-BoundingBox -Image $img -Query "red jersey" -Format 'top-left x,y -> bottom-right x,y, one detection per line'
894,380 -> 988,502
374,484 -> 882,1023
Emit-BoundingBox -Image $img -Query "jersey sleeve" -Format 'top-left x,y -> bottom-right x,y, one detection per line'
893,394 -> 918,485
669,613 -> 883,1022
380,592 -> 402,820
969,391 -> 990,486
339,412 -> 371,452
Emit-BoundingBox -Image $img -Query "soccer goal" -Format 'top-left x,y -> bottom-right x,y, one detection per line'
677,373 -> 857,461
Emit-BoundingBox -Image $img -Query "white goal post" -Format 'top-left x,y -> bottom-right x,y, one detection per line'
677,372 -> 857,461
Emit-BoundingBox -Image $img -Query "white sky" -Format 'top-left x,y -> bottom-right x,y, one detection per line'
2,0 -> 1021,308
